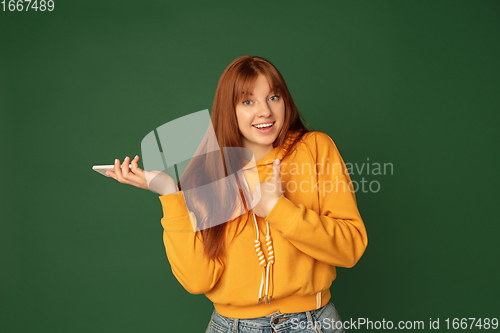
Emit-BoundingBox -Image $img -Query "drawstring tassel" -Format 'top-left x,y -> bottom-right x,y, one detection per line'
264,231 -> 275,305
255,239 -> 266,306
265,263 -> 270,304
258,264 -> 266,306
268,260 -> 274,305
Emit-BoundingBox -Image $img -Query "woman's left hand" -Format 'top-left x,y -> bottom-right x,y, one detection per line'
251,158 -> 284,218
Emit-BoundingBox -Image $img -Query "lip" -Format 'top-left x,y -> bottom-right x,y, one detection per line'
252,121 -> 275,133
252,121 -> 275,126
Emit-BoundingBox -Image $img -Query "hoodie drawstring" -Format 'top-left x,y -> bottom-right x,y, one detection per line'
241,173 -> 276,306
251,210 -> 275,306
265,231 -> 275,305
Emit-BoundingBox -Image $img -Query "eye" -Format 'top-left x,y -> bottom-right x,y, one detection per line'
269,95 -> 280,101
242,100 -> 252,105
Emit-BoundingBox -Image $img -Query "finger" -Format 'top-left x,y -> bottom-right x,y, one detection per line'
114,158 -> 134,185
122,156 -> 131,178
131,155 -> 142,174
113,158 -> 124,181
108,169 -> 142,189
106,170 -> 116,179
251,183 -> 262,208
121,156 -> 143,185
129,155 -> 149,185
273,159 -> 283,194
123,156 -> 145,184
272,158 -> 281,183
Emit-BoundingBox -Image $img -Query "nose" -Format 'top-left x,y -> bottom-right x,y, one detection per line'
257,100 -> 272,117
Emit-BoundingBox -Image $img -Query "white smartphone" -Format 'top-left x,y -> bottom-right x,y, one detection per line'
92,164 -> 132,177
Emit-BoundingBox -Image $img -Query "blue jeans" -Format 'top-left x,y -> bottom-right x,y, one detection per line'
205,302 -> 345,333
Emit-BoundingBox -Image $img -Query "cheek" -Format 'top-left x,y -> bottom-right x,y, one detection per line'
276,107 -> 285,132
276,104 -> 286,123
235,111 -> 250,131
276,120 -> 284,134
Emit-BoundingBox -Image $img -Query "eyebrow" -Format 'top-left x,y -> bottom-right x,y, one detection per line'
248,92 -> 276,96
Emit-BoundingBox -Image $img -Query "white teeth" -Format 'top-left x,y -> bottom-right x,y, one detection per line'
253,122 -> 274,128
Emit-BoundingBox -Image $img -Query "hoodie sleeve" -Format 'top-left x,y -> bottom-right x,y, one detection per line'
159,191 -> 224,294
265,132 -> 368,268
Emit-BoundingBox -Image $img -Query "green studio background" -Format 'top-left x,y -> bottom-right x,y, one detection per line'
1,1 -> 499,332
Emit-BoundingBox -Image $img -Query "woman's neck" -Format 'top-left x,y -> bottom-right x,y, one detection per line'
244,142 -> 274,163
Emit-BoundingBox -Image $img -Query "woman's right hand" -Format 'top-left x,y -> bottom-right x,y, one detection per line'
106,156 -> 179,196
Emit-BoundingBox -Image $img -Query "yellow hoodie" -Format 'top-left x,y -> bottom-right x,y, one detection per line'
158,131 -> 368,319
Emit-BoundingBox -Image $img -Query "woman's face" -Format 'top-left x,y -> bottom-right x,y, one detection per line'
235,74 -> 285,160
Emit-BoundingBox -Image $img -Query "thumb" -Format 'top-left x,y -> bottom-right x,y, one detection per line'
251,183 -> 262,208
272,158 -> 281,183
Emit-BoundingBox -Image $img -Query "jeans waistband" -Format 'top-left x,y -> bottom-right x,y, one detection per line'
210,304 -> 324,332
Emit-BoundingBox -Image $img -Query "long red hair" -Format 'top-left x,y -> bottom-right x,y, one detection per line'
178,56 -> 311,262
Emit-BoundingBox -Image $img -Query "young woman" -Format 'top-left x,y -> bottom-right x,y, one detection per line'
107,56 -> 368,333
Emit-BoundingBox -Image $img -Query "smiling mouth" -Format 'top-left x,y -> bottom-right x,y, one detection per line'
252,121 -> 276,129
